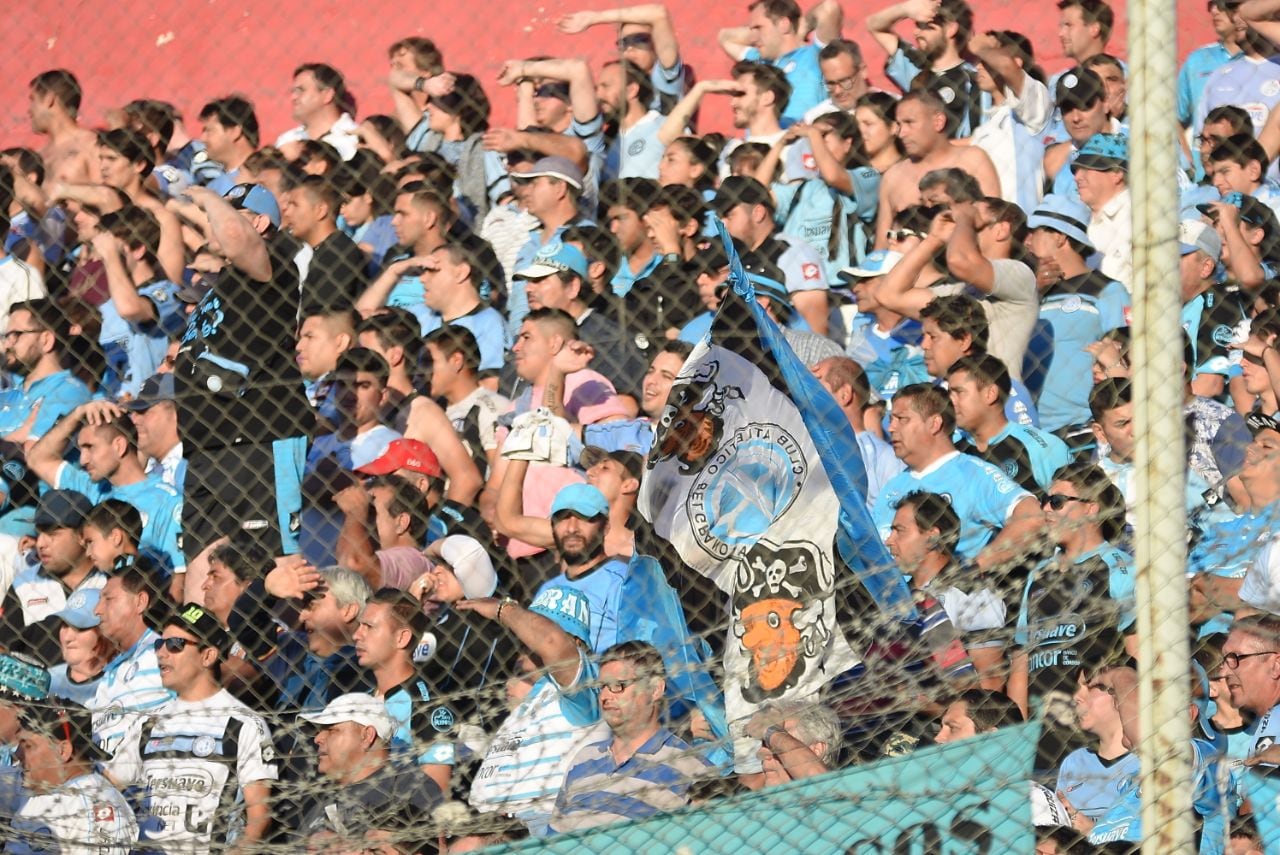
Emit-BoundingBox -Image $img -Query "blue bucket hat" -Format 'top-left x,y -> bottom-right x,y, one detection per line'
528,585 -> 592,644
1070,133 -> 1129,174
1026,195 -> 1095,250
550,483 -> 609,520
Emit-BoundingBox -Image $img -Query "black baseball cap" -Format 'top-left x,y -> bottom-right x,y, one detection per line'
1247,412 -> 1280,436
124,373 -> 175,411
20,702 -> 107,760
165,603 -> 229,654
579,446 -> 645,482
34,490 -> 92,530
1055,67 -> 1106,112
712,176 -> 775,215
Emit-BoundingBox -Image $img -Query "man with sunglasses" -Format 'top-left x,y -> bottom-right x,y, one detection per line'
556,5 -> 688,114
550,640 -> 710,833
105,603 -> 278,851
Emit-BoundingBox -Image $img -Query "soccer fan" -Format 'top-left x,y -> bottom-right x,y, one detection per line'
276,62 -> 359,161
27,69 -> 98,186
557,3 -> 687,113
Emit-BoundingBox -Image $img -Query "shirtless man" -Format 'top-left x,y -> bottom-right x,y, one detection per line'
28,70 -> 97,188
874,89 -> 999,246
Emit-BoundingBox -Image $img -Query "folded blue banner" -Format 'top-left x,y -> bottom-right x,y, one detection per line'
485,721 -> 1039,853
1247,769 -> 1280,853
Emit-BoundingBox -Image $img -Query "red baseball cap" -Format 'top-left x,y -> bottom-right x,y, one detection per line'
355,438 -> 442,478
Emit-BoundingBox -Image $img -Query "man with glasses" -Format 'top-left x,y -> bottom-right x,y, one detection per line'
1220,614 -> 1280,766
803,39 -> 870,122
0,299 -> 91,448
550,640 -> 710,833
105,603 -> 278,851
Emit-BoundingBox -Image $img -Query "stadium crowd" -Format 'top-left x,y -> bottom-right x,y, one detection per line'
2,0 -> 1280,851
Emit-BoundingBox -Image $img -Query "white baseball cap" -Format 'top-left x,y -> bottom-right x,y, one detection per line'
439,536 -> 498,599
298,693 -> 394,740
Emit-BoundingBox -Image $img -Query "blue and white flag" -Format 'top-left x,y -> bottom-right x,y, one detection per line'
638,221 -> 914,760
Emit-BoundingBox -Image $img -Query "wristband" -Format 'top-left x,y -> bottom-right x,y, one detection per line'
414,75 -> 428,93
495,596 -> 517,623
762,724 -> 787,746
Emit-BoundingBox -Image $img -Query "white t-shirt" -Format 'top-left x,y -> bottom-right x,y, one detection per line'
11,772 -> 138,855
446,387 -> 510,456
0,255 -> 45,334
274,113 -> 360,162
105,690 -> 278,852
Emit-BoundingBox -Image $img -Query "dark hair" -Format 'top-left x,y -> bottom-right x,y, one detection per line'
85,415 -> 138,454
1057,0 -> 1115,42
1083,52 -> 1124,76
359,308 -> 425,369
665,137 -> 719,191
919,167 -> 981,203
388,36 -> 444,75
897,88 -> 948,121
1204,105 -> 1253,136
1049,461 -> 1127,542
603,60 -> 656,114
659,339 -> 695,361
894,383 -> 957,434
114,557 -> 166,630
1088,376 -> 1130,421
950,688 -> 1023,732
301,303 -> 359,334
948,352 -> 1012,404
334,347 -> 391,387
893,491 -> 961,554
731,61 -> 792,117
243,146 -> 289,177
85,499 -> 142,545
812,111 -> 870,170
123,99 -> 177,152
936,0 -> 975,42
15,299 -> 71,351
563,224 -> 621,280
524,306 -> 577,341
199,95 -> 261,149
208,529 -> 273,584
1,148 -> 44,186
437,233 -> 503,295
919,294 -> 989,352
819,38 -> 863,64
99,205 -> 161,262
362,114 -> 409,157
747,0 -> 802,28
599,177 -> 661,217
1208,132 -> 1271,175
396,182 -> 455,231
97,129 -> 155,179
295,140 -> 343,176
425,324 -> 482,375
29,70 -> 81,116
293,173 -> 343,221
367,586 -> 430,641
293,62 -> 355,117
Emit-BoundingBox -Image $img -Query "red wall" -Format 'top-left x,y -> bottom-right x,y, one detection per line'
6,0 -> 1214,147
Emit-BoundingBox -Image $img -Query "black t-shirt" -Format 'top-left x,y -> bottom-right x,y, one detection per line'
304,231 -> 368,308
298,759 -> 442,840
176,230 -> 314,448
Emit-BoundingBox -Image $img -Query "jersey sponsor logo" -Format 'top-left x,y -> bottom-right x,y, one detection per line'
1264,80 -> 1280,97
431,707 -> 456,732
783,61 -> 797,73
146,770 -> 214,795
414,631 -> 438,664
2,460 -> 26,482
687,422 -> 807,560
801,152 -> 817,170
801,262 -> 820,281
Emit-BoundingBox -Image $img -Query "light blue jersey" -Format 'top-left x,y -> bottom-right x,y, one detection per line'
1194,53 -> 1280,138
609,110 -> 666,180
1179,42 -> 1238,179
419,304 -> 509,373
536,558 -> 629,654
98,279 -> 186,398
1057,748 -> 1140,819
0,370 -> 92,442
873,450 -> 1033,561
57,464 -> 185,573
744,44 -> 825,125
772,166 -> 880,282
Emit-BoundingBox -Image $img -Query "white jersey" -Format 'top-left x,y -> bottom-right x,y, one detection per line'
10,772 -> 138,855
0,255 -> 45,334
89,629 -> 172,760
104,690 -> 277,853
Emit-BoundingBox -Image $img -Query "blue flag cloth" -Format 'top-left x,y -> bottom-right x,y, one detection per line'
637,219 -> 915,764
1247,768 -> 1280,853
619,553 -> 732,768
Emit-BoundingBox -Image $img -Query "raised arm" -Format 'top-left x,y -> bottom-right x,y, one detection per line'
456,597 -> 582,686
492,456 -> 555,549
942,205 -> 996,291
717,24 -> 755,61
1240,0 -> 1280,45
483,127 -> 590,172
873,217 -> 948,319
658,80 -> 739,145
403,395 -> 483,505
974,495 -> 1043,573
559,5 -> 682,71
866,0 -> 941,57
355,256 -> 432,317
502,59 -> 600,126
91,231 -> 156,323
805,0 -> 844,45
187,186 -> 271,282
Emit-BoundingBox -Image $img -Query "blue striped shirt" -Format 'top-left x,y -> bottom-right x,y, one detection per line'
550,727 -> 711,834
89,628 -> 173,757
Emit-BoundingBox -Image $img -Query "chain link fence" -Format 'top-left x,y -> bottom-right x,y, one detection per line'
0,0 -> 1272,852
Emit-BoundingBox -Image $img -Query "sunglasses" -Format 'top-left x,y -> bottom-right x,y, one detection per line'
153,637 -> 198,653
886,229 -> 923,242
1242,350 -> 1266,367
618,34 -> 654,50
1043,494 -> 1087,510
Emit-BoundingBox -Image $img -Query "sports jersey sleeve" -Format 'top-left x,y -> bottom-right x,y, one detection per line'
1029,431 -> 1073,491
1098,281 -> 1131,331
849,167 -> 881,223
30,383 -> 92,442
884,47 -> 923,94
550,650 -> 601,728
1105,549 -> 1137,632
653,58 -> 685,99
233,715 -> 279,784
102,716 -> 146,787
778,239 -> 829,292
140,488 -> 187,575
969,458 -> 1034,526
1177,57 -> 1197,127
771,182 -> 801,226
55,462 -> 97,497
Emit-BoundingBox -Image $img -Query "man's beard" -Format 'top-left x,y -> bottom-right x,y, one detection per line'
554,526 -> 607,566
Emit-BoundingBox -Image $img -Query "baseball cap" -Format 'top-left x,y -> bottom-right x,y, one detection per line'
165,603 -> 229,654
298,692 -> 395,741
0,507 -> 37,539
124,372 -> 176,411
838,249 -> 903,282
712,176 -> 775,215
438,535 -> 498,599
514,239 -> 589,280
356,438 -> 442,478
550,483 -> 609,519
511,156 -> 584,191
52,589 -> 101,630
0,652 -> 49,701
579,446 -> 645,482
223,183 -> 281,228
1026,195 -> 1095,250
528,585 -> 592,644
1247,412 -> 1280,437
1070,133 -> 1129,174
740,252 -> 792,309
34,490 -> 92,530
1179,219 -> 1222,259
689,242 -> 730,274
1198,191 -> 1278,230
19,703 -> 106,760
1055,67 -> 1106,111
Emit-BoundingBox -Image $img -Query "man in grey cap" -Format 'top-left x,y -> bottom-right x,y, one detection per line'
124,373 -> 184,488
0,490 -> 102,664
505,155 -> 595,338
1180,218 -> 1249,400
